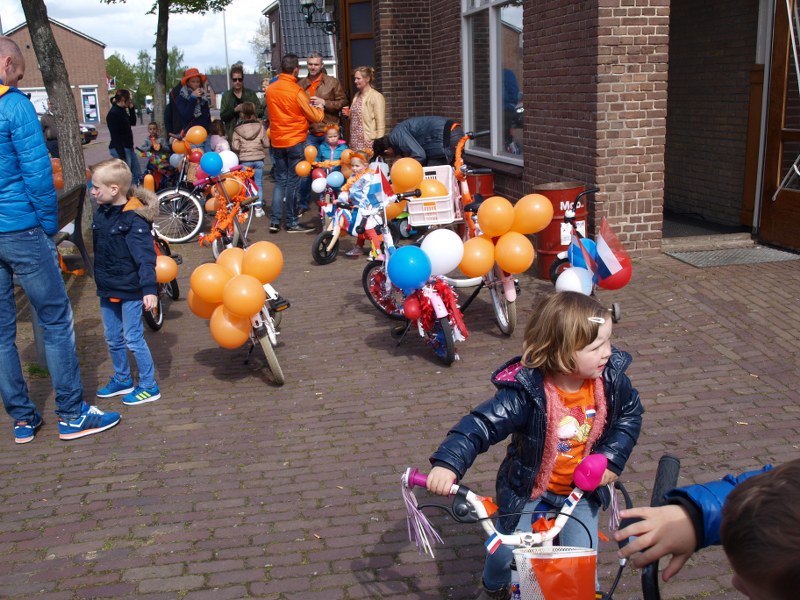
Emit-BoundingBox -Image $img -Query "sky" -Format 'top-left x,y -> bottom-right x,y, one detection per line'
2,0 -> 267,73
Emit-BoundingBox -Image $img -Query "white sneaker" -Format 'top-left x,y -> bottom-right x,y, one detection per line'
254,206 -> 265,218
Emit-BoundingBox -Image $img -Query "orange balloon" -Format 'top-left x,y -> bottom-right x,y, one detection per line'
209,305 -> 251,349
222,274 -> 266,317
51,158 -> 62,173
53,172 -> 64,190
418,178 -> 448,198
205,197 -> 217,213
386,199 -> 408,221
183,140 -> 193,154
187,289 -> 219,320
459,236 -> 495,277
216,247 -> 245,276
477,196 -> 514,237
143,174 -> 156,192
494,231 -> 535,274
155,255 -> 178,283
340,149 -> 353,165
390,157 -> 424,193
172,139 -> 187,154
218,178 -> 243,200
304,145 -> 318,162
340,165 -> 352,178
242,241 -> 284,284
189,262 -> 233,304
295,160 -> 312,177
511,194 -> 554,235
185,125 -> 208,145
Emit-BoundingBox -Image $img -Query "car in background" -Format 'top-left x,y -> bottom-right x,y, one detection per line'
80,123 -> 98,144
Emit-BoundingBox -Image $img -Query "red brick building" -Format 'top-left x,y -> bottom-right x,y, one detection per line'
5,18 -> 108,126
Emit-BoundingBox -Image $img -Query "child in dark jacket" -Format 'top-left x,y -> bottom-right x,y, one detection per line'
426,291 -> 643,600
90,158 -> 161,406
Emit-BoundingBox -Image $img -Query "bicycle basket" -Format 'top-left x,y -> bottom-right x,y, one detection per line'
512,546 -> 596,600
406,165 -> 462,226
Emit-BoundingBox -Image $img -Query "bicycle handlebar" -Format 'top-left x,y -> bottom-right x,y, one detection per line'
394,189 -> 422,201
467,130 -> 491,139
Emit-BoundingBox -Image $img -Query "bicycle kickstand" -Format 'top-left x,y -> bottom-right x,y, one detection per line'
390,320 -> 413,345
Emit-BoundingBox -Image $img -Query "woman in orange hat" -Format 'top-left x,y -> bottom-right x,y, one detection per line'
166,67 -> 212,149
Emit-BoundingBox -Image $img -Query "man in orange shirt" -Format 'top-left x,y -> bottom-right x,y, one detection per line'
265,54 -> 324,233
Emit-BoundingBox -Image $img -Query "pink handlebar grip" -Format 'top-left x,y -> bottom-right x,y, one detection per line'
405,468 -> 428,489
573,453 -> 608,492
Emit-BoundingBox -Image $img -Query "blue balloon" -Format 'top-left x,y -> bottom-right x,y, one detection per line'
200,152 -> 223,177
387,246 -> 432,292
568,238 -> 597,270
326,171 -> 345,188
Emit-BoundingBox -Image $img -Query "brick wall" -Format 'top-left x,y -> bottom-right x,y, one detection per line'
664,0 -> 759,227
9,22 -> 109,124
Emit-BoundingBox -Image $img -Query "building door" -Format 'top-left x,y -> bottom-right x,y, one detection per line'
340,0 -> 374,98
81,89 -> 99,124
762,0 -> 800,250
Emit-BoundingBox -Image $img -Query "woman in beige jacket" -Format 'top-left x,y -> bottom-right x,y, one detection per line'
346,66 -> 385,153
231,102 -> 269,215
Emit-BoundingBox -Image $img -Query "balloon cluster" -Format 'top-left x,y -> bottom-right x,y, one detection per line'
299,145 -> 360,191
554,220 -> 633,294
188,242 -> 284,349
460,194 -> 553,276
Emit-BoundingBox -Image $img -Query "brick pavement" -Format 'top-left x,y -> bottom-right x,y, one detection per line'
1,169 -> 799,598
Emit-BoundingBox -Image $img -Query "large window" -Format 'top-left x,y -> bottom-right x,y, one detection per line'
463,0 -> 523,163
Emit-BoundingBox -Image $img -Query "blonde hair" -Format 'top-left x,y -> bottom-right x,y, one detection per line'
521,292 -> 608,375
354,66 -> 375,83
91,158 -> 132,191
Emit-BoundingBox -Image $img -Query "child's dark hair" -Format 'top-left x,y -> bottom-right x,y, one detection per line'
209,119 -> 225,136
721,459 -> 800,599
521,291 -> 608,375
240,102 -> 257,120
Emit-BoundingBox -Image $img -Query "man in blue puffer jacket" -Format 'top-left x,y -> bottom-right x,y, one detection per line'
0,36 -> 121,443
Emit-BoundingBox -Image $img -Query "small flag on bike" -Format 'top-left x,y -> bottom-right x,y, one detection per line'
571,233 -> 598,280
595,218 -> 629,280
367,167 -> 394,208
485,532 -> 504,555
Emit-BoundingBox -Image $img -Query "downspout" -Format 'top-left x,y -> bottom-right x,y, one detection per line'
753,0 -> 776,233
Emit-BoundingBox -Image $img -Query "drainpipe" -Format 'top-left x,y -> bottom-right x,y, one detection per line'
753,0 -> 776,234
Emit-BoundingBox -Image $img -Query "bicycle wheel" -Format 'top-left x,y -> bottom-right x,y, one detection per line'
549,256 -> 571,285
211,231 -> 231,260
362,260 -> 405,321
428,316 -> 455,366
312,230 -> 339,265
165,279 -> 179,301
256,318 -> 285,385
143,296 -> 164,331
487,265 -> 517,336
641,454 -> 681,600
232,207 -> 253,247
155,189 -> 204,243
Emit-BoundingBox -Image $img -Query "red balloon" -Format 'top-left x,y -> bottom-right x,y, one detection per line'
597,255 -> 633,290
311,168 -> 327,180
403,296 -> 422,320
195,165 -> 208,180
189,149 -> 204,164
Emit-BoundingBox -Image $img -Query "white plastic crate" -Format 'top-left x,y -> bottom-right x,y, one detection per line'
406,165 -> 463,226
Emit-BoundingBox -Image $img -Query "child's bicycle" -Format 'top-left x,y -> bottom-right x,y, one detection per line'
143,228 -> 181,331
402,453 -> 681,600
548,187 -> 621,323
153,150 -> 205,243
197,165 -> 258,260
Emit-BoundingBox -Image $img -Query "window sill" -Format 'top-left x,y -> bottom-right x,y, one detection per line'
464,152 -> 524,177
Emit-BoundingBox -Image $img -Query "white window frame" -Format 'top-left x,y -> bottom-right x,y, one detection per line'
461,0 -> 523,166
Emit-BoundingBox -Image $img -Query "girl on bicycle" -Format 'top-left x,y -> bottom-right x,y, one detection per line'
338,151 -> 383,257
425,291 -> 643,600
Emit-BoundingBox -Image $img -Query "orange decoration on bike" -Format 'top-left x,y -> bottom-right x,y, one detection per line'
172,139 -> 187,154
304,145 -> 318,162
185,125 -> 208,145
418,179 -> 448,198
222,274 -> 266,318
386,199 -> 407,221
187,289 -> 219,320
209,305 -> 250,349
511,193 -> 554,235
494,231 -> 535,274
155,255 -> 178,283
477,196 -> 514,237
459,236 -> 495,277
295,160 -> 312,177
189,262 -> 232,304
143,174 -> 156,192
390,157 -> 424,193
242,241 -> 283,284
216,247 -> 245,276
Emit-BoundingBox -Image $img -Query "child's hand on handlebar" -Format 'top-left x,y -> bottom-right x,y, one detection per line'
427,466 -> 457,496
614,504 -> 696,581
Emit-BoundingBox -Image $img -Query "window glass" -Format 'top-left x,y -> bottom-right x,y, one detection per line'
500,4 -> 522,156
470,11 -> 491,152
349,2 -> 373,35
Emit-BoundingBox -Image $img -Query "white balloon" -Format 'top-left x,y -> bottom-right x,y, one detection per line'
420,228 -> 464,277
555,267 -> 593,295
311,177 -> 328,194
219,150 -> 239,172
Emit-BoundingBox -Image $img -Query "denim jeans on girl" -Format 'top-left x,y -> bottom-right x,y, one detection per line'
99,297 -> 156,389
240,160 -> 264,206
482,492 -> 599,590
0,227 -> 84,421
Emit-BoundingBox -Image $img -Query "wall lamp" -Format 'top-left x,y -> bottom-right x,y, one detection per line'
299,0 -> 338,35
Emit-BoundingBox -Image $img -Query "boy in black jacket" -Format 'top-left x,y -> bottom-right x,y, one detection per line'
89,159 -> 161,406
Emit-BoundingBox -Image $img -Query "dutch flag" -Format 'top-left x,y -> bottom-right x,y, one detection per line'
595,218 -> 628,280
485,532 -> 504,555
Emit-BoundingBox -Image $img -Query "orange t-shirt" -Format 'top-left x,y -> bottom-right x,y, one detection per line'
547,379 -> 596,496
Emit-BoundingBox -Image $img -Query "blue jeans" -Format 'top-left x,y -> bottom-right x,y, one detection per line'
100,297 -> 156,389
0,227 -> 83,421
110,147 -> 143,184
483,492 -> 599,590
240,160 -> 264,205
297,132 -> 326,211
270,142 -> 304,228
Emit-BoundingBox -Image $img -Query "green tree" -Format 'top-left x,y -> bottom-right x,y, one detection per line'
102,0 -> 234,133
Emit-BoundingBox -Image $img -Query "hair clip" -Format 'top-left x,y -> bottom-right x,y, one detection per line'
588,317 -> 606,324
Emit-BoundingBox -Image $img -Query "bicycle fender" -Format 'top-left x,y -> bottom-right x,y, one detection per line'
501,275 -> 517,303
429,292 -> 449,319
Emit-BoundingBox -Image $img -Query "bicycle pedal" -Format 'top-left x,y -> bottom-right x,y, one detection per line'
171,254 -> 183,265
514,279 -> 520,294
269,296 -> 290,312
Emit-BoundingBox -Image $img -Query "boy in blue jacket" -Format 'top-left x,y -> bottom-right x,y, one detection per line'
90,159 -> 161,406
615,459 -> 799,599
